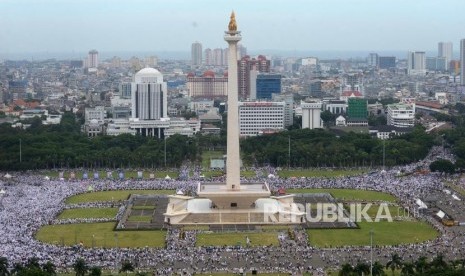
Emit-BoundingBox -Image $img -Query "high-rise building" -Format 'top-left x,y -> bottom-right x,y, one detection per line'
8,80 -> 28,100
426,57 -> 447,71
273,93 -> 294,127
387,103 -> 415,128
378,56 -> 396,69
368,53 -> 378,68
256,73 -> 281,99
131,68 -> 167,120
407,51 -> 426,75
212,48 -> 224,66
191,42 -> 203,68
186,71 -> 228,99
237,55 -> 270,100
204,48 -> 212,66
461,39 -> 465,86
87,50 -> 99,68
238,101 -> 285,136
119,83 -> 132,99
301,101 -> 322,129
347,98 -> 368,119
438,42 -> 453,66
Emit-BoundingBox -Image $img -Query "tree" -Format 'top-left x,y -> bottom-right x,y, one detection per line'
119,260 -> 134,276
386,253 -> 403,275
0,257 -> 9,276
415,256 -> 429,275
429,159 -> 455,174
42,261 -> 56,276
431,254 -> 448,270
339,263 -> 353,276
400,262 -> 415,276
320,110 -> 336,128
353,262 -> 370,275
73,259 -> 88,276
88,266 -> 102,276
372,261 -> 386,276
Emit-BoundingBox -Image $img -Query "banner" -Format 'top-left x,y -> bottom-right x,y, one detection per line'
119,172 -> 124,180
107,171 -> 113,179
94,172 -> 99,179
83,172 -> 88,180
137,171 -> 143,179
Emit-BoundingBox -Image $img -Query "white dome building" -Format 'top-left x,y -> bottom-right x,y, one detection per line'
131,67 -> 168,122
134,67 -> 164,84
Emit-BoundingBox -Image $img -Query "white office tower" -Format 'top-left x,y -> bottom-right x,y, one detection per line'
438,42 -> 453,66
407,51 -> 426,75
87,49 -> 99,68
301,101 -> 322,129
131,68 -> 167,120
461,39 -> 465,86
191,41 -> 203,68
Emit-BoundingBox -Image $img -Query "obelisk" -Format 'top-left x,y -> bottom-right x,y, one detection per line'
224,11 -> 241,191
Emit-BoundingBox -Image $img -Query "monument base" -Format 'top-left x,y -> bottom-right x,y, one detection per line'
164,182 -> 305,225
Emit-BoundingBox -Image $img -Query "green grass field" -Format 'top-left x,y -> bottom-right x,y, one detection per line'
277,169 -> 367,178
201,171 -> 224,178
201,150 -> 225,169
307,220 -> 438,247
58,208 -> 118,219
196,232 -> 279,247
44,170 -> 178,179
127,215 -> 152,222
131,205 -> 155,210
241,170 -> 257,178
287,188 -> 396,202
65,190 -> 174,204
36,222 -> 166,248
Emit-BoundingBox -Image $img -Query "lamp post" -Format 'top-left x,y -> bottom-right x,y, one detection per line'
370,229 -> 374,276
164,137 -> 167,168
288,136 -> 291,170
19,138 -> 22,163
0,189 -> 5,210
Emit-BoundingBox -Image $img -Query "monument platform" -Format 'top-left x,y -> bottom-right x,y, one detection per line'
164,182 -> 305,225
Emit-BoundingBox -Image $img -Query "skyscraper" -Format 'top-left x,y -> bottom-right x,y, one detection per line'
237,55 -> 270,100
204,48 -> 212,66
407,51 -> 426,75
461,39 -> 465,86
438,42 -> 453,67
191,42 -> 202,68
131,68 -> 167,120
87,50 -> 99,68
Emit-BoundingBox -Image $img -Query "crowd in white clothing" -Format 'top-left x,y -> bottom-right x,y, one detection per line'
0,146 -> 463,275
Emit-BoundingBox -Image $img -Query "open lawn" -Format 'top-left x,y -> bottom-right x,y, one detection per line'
44,170 -> 178,179
131,205 -> 155,210
201,171 -> 224,178
307,220 -> 438,247
287,188 -> 396,202
127,215 -> 152,222
58,208 -> 118,219
241,170 -> 257,178
196,232 -> 279,247
201,151 -> 225,169
65,190 -> 174,204
277,169 -> 366,178
36,222 -> 166,248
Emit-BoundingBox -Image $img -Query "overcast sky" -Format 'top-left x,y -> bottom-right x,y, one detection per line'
1,0 -> 464,55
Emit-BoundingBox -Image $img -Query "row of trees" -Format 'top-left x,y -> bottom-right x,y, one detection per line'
339,253 -> 465,276
0,112 -> 435,171
0,257 -> 142,276
242,127 -> 434,168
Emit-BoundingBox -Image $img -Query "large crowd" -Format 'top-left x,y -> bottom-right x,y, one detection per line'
0,146 -> 464,275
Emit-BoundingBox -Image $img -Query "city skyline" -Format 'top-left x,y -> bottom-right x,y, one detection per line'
1,0 -> 465,59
